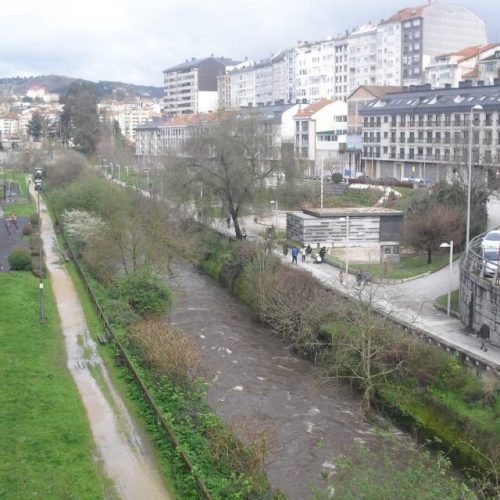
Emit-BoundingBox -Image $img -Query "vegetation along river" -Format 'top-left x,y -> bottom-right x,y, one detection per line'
169,262 -> 410,499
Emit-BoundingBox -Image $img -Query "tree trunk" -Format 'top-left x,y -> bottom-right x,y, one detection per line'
229,205 -> 242,240
427,247 -> 432,264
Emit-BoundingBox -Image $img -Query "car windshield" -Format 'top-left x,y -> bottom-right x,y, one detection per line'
484,250 -> 499,261
485,232 -> 500,242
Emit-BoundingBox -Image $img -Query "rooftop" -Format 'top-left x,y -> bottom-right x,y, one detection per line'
164,56 -> 238,73
360,82 -> 500,115
380,3 -> 426,24
294,99 -> 334,118
296,207 -> 404,219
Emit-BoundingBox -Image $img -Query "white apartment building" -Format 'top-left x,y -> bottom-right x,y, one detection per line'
478,50 -> 500,85
376,21 -> 402,86
425,44 -> 500,88
348,24 -> 378,92
0,113 -> 20,140
334,38 -> 349,101
255,60 -> 273,106
295,39 -> 336,103
293,99 -> 348,175
272,49 -> 296,104
163,56 -> 237,115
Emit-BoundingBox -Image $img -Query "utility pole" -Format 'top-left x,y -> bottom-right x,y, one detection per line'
34,169 -> 44,324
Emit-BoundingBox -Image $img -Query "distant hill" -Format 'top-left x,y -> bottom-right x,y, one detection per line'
0,75 -> 163,100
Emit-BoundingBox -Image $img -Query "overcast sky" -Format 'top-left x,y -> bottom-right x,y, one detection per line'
1,0 -> 498,87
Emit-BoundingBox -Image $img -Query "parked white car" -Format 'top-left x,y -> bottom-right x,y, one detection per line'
481,248 -> 500,277
481,230 -> 500,250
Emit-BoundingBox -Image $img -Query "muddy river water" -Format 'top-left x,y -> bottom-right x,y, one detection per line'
170,262 -> 407,499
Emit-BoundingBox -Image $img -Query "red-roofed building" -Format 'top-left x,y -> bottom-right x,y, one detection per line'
425,44 -> 500,87
293,100 -> 348,176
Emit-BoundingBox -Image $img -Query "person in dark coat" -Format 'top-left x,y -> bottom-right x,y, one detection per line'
478,323 -> 490,352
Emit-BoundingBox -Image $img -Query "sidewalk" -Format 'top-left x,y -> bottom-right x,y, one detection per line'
215,216 -> 500,372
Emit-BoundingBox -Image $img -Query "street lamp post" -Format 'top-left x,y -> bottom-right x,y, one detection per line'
339,215 -> 350,282
440,240 -> 454,316
466,104 -> 483,252
270,200 -> 278,229
34,172 -> 44,323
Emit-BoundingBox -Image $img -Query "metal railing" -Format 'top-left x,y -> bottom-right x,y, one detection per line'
54,216 -> 212,500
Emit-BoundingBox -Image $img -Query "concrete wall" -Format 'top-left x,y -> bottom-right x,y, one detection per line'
459,259 -> 500,347
287,213 -> 381,247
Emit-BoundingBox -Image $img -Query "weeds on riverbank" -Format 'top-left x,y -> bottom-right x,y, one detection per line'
198,234 -> 500,496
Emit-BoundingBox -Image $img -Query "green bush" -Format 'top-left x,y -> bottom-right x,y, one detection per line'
8,248 -> 32,271
331,172 -> 344,184
22,223 -> 33,236
115,271 -> 172,318
29,213 -> 39,227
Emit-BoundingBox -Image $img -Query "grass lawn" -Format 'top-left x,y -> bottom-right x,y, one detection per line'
349,253 -> 458,280
2,202 -> 36,216
331,187 -> 384,207
436,289 -> 460,313
0,272 -> 109,498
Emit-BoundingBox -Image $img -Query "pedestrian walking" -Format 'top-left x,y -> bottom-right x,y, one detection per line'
339,270 -> 345,285
478,323 -> 490,352
282,243 -> 289,256
291,246 -> 299,264
305,244 -> 312,262
301,246 -> 306,262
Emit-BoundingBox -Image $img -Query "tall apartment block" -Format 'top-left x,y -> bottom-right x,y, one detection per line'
163,56 -> 238,115
359,81 -> 500,181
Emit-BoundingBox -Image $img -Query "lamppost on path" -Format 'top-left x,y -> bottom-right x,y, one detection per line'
440,240 -> 454,316
270,200 -> 278,230
338,215 -> 350,283
466,104 -> 483,252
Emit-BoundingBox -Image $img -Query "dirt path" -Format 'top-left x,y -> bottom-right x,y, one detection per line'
36,191 -> 170,500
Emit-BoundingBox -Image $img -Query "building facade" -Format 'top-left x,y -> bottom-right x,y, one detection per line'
163,56 -> 236,115
359,82 -> 500,180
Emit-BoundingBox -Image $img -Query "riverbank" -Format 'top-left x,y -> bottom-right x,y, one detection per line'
197,233 -> 500,492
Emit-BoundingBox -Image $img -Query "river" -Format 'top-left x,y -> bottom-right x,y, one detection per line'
170,262 -> 408,499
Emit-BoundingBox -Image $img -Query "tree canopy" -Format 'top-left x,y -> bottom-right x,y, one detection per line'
186,113 -> 279,239
60,81 -> 100,154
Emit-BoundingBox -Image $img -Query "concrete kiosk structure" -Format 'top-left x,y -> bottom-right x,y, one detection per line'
286,207 -> 403,262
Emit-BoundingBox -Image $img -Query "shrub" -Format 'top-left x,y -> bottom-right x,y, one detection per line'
331,172 -> 344,184
8,248 -> 32,271
30,213 -> 39,227
22,223 -> 33,236
128,318 -> 203,386
116,271 -> 172,318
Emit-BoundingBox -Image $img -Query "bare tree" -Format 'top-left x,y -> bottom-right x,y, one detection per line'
403,203 -> 464,264
186,113 -> 279,239
319,286 -> 412,417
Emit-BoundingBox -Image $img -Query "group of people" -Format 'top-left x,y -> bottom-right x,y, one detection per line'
284,244 -> 326,265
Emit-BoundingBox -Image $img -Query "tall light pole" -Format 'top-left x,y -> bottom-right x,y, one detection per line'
270,200 -> 278,229
320,157 -> 324,209
339,215 -> 350,282
34,172 -> 44,324
440,240 -> 454,316
466,104 -> 483,252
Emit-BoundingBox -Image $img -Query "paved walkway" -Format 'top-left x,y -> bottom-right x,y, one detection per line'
34,185 -> 170,499
217,215 -> 500,371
